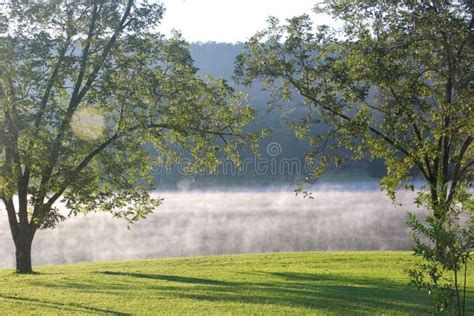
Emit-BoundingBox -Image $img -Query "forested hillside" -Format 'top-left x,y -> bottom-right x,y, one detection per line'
152,42 -> 386,189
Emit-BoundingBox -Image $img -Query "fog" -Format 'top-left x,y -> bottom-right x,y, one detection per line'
0,184 -> 427,269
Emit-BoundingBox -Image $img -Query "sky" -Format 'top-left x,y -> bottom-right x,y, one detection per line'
159,0 -> 335,43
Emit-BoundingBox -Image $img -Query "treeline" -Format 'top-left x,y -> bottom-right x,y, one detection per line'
153,42 -> 387,189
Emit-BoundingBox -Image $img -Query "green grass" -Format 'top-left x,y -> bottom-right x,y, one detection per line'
0,252 -> 472,315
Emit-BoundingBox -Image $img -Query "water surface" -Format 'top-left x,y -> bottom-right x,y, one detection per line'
0,185 -> 426,268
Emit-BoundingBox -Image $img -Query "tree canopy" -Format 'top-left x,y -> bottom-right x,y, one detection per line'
236,1 -> 472,198
0,0 -> 259,273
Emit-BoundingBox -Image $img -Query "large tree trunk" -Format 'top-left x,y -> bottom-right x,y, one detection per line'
3,194 -> 38,273
13,229 -> 34,274
4,195 -> 39,274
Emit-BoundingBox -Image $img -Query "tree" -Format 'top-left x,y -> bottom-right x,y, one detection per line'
0,1 -> 259,273
235,0 -> 473,313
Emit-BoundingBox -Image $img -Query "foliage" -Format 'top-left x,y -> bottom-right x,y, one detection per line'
0,0 -> 260,272
407,194 -> 473,313
235,0 -> 473,313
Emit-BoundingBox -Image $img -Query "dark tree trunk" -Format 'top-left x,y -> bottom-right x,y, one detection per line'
4,194 -> 40,274
4,192 -> 38,273
13,231 -> 34,274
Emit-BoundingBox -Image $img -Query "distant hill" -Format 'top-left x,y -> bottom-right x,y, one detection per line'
152,42 -> 387,189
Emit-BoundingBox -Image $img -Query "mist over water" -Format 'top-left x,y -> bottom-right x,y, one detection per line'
0,183 -> 427,269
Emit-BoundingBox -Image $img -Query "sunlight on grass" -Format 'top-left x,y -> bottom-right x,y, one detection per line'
1,252 -> 472,315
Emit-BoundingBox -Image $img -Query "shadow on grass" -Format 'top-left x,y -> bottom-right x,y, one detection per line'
101,271 -> 238,286
156,272 -> 434,314
25,271 -> 457,314
0,294 -> 131,315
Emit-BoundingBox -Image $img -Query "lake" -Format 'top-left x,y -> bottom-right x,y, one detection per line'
0,183 -> 427,268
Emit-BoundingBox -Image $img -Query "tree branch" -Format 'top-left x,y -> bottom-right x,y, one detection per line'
447,136 -> 473,203
34,1 -> 135,218
280,70 -> 437,181
40,120 -> 238,214
1,197 -> 19,238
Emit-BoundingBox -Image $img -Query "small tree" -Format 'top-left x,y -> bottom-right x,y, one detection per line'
235,0 -> 473,313
0,0 -> 259,273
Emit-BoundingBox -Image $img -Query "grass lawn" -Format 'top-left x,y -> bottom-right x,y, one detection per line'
0,251 -> 472,315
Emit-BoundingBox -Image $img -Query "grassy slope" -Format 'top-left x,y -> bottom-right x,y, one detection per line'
0,252 -> 472,315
